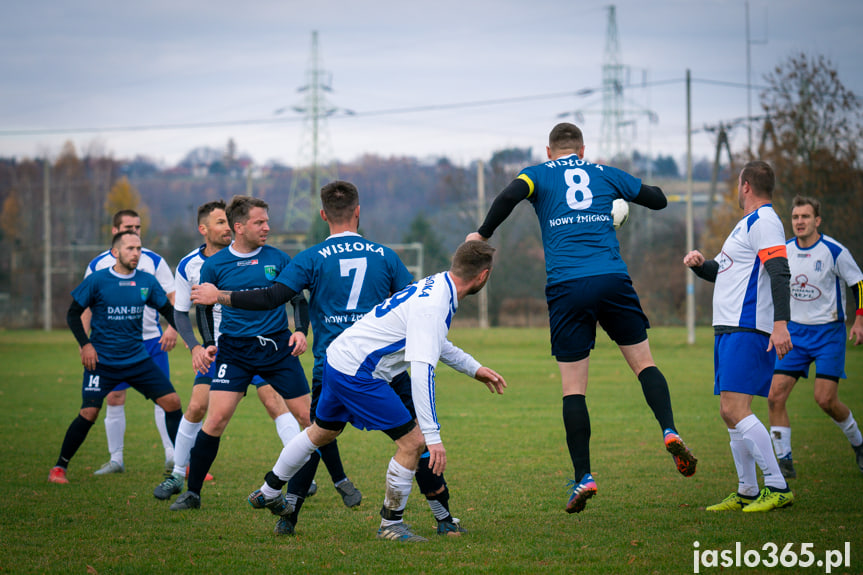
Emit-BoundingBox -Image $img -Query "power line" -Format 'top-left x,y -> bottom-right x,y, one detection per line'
0,77 -> 769,138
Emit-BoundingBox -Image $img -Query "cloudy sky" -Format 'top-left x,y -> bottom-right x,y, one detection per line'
1,0 -> 861,168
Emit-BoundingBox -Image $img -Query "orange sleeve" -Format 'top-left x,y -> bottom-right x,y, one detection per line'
758,245 -> 787,263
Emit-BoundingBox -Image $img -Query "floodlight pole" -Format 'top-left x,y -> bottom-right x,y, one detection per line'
685,70 -> 695,345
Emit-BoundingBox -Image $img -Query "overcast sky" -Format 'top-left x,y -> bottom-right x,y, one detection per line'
1,0 -> 861,168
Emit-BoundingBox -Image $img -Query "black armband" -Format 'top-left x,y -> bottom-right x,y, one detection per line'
632,184 -> 667,210
231,283 -> 297,311
196,304 -> 217,347
690,260 -> 719,283
477,178 -> 531,239
291,292 -> 310,336
764,257 -> 791,322
67,300 -> 91,348
850,280 -> 862,314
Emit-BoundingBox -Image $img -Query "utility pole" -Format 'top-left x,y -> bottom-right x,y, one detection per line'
685,70 -> 695,345
476,160 -> 488,329
43,159 -> 52,331
600,5 -> 623,161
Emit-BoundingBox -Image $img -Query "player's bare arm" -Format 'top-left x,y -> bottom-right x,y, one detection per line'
683,250 -> 705,267
849,315 -> 863,346
80,343 -> 98,371
190,283 -> 223,306
767,321 -> 793,360
288,331 -> 307,356
426,442 -> 447,476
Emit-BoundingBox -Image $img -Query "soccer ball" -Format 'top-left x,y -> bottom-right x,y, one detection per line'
611,199 -> 630,230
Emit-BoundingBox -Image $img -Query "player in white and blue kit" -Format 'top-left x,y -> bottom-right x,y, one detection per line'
768,195 -> 863,477
685,160 -> 794,512
152,200 -> 303,500
83,210 -> 178,475
467,123 -> 696,515
194,181 -> 469,535
242,241 -> 505,542
49,231 -> 183,484
169,196 -> 310,511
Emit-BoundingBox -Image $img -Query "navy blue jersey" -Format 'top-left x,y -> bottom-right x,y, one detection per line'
518,154 -> 641,285
71,267 -> 169,366
277,232 -> 413,381
200,244 -> 292,337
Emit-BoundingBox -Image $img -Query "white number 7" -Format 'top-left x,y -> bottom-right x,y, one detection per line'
340,258 -> 367,310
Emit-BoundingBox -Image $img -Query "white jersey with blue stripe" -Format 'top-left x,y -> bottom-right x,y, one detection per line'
712,205 -> 786,333
276,231 -> 414,381
85,247 -> 175,341
327,272 -> 481,444
787,234 -> 863,325
175,245 -> 222,340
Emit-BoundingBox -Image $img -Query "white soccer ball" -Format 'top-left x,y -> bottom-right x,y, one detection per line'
611,199 -> 630,230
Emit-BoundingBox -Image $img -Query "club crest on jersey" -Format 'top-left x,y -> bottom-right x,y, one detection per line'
815,260 -> 822,272
264,265 -> 277,280
790,274 -> 821,301
716,251 -> 733,273
140,287 -> 150,301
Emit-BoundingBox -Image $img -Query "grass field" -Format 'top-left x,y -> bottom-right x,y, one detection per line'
1,327 -> 861,574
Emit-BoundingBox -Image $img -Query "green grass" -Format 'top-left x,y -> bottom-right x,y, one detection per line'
1,327 -> 861,574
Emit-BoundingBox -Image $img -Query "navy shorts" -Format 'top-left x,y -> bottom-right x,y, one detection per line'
210,331 -> 309,399
774,321 -> 847,380
714,331 -> 776,397
316,360 -> 413,432
546,273 -> 649,362
114,336 -> 169,392
81,357 -> 176,408
195,354 -> 267,388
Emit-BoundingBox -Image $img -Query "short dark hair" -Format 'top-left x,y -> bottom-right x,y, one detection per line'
320,181 -> 359,224
740,160 -> 775,199
197,200 -> 227,225
792,195 -> 821,218
112,209 -> 139,228
450,241 -> 495,281
549,123 -> 584,152
226,195 -> 268,230
111,229 -> 139,249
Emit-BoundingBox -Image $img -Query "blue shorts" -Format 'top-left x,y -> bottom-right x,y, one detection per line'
316,360 -> 413,432
81,358 -> 176,409
546,274 -> 649,362
113,336 -> 170,392
774,321 -> 847,380
714,331 -> 776,397
210,331 -> 309,399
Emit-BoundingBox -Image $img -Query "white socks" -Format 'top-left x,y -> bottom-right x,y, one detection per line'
834,411 -> 863,447
379,458 -> 415,528
172,416 -> 203,476
154,404 -> 174,462
737,414 -> 787,490
770,425 -> 792,459
104,404 -> 125,465
728,427 -> 759,497
261,429 -> 317,499
274,412 -> 301,447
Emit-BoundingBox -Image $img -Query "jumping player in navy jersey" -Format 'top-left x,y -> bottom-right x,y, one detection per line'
151,200 -> 302,501
238,241 -> 505,542
169,195 -> 310,511
49,231 -> 183,485
467,122 -> 697,515
193,181 -> 469,536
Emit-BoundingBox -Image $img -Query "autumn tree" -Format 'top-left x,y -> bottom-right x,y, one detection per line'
757,53 -> 863,257
104,176 -> 150,239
